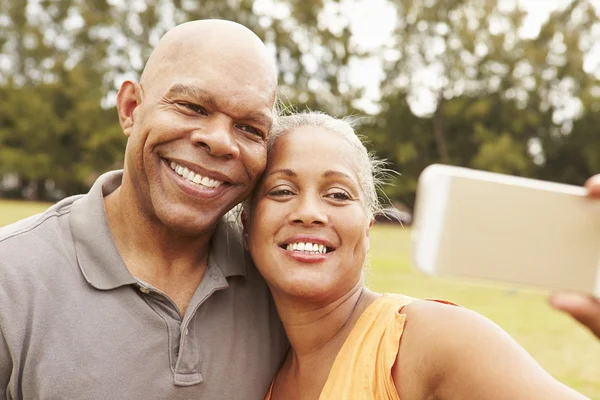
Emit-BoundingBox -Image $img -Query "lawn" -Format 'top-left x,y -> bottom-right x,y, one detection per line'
1,200 -> 599,397
0,199 -> 53,227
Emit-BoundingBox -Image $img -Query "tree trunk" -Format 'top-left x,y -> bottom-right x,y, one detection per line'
433,95 -> 450,163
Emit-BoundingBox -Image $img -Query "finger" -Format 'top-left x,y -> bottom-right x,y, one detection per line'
550,292 -> 600,339
584,174 -> 600,198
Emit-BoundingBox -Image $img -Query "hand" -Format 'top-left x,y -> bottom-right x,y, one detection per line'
549,292 -> 600,339
549,174 -> 600,340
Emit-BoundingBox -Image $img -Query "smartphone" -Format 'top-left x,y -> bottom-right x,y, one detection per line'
411,164 -> 600,296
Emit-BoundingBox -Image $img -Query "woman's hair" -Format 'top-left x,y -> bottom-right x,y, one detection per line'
265,111 -> 386,220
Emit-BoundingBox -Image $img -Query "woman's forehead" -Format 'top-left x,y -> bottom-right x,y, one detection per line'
267,127 -> 359,173
264,127 -> 360,189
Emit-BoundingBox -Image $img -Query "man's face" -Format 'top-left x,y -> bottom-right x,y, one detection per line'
121,55 -> 275,235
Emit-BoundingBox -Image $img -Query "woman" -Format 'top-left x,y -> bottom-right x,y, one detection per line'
243,112 -> 589,399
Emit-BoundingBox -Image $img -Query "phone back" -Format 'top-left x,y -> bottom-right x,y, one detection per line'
412,164 -> 600,295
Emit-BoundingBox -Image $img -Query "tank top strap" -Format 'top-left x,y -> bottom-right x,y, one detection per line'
318,293 -> 418,400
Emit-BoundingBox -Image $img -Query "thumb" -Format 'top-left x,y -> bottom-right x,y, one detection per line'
584,174 -> 600,198
550,292 -> 600,339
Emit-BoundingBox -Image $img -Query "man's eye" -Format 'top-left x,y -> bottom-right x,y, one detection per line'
238,125 -> 264,138
178,102 -> 207,115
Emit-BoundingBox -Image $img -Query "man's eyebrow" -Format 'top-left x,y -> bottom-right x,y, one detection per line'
165,83 -> 272,128
164,84 -> 217,107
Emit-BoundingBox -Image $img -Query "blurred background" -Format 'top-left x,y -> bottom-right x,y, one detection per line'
2,0 -> 600,206
1,0 -> 600,397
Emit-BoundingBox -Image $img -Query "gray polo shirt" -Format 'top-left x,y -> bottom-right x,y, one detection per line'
0,171 -> 288,400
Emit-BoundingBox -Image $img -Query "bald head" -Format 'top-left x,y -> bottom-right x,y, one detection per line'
140,20 -> 277,98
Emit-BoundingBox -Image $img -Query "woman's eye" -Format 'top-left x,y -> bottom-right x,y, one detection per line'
269,189 -> 294,197
327,191 -> 352,201
178,102 -> 207,115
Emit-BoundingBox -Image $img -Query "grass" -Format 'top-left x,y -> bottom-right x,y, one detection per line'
1,201 -> 599,397
0,199 -> 52,227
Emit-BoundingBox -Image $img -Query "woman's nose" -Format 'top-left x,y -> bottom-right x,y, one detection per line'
289,195 -> 328,226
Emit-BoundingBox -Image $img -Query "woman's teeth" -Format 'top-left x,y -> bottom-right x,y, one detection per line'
169,161 -> 223,188
286,242 -> 327,254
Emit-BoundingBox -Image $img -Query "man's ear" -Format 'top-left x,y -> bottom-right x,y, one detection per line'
116,80 -> 143,137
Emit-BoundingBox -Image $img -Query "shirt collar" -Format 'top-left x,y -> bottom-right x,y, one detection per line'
70,170 -> 247,291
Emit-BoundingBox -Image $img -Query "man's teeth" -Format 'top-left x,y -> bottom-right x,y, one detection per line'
169,161 -> 223,188
285,242 -> 328,254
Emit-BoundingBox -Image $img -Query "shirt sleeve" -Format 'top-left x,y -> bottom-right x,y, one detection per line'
0,325 -> 11,399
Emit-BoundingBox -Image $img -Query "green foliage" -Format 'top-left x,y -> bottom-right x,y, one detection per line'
364,0 -> 600,207
0,0 -> 357,199
0,0 -> 599,206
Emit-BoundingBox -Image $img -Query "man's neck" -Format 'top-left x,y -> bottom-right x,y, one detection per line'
104,185 -> 215,314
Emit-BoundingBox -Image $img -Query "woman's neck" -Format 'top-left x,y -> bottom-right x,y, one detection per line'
273,282 -> 377,363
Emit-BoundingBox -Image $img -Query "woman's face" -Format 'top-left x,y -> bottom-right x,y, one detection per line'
247,125 -> 371,302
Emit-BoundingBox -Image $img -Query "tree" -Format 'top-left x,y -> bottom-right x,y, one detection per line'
0,0 -> 361,199
368,0 -> 600,207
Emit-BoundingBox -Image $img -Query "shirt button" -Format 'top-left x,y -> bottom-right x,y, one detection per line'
185,328 -> 189,335
139,286 -> 150,294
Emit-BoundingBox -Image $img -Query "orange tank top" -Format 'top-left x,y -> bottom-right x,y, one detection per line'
265,294 -> 445,400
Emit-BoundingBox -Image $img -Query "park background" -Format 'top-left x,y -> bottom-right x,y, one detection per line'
1,0 -> 600,397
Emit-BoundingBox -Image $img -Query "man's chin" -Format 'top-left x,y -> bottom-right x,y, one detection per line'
155,204 -> 230,237
165,216 -> 221,237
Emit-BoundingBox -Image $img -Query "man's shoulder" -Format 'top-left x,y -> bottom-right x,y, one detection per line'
0,194 -> 84,272
0,195 -> 82,244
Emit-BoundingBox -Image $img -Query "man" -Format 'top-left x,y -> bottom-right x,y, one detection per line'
550,174 -> 600,340
0,20 -> 288,399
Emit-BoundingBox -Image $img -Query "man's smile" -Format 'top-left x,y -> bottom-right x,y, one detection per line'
161,158 -> 234,199
167,159 -> 225,188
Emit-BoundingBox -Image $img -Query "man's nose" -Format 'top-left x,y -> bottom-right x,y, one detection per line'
290,194 -> 328,226
190,116 -> 241,159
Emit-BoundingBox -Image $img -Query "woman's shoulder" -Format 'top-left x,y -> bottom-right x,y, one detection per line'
373,292 -> 460,317
394,298 -> 560,399
388,296 -> 495,397
356,291 -> 478,348
402,297 -> 499,342
400,297 -> 505,362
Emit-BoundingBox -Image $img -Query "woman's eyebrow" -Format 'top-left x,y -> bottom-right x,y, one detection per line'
266,169 -> 297,178
323,170 -> 354,181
